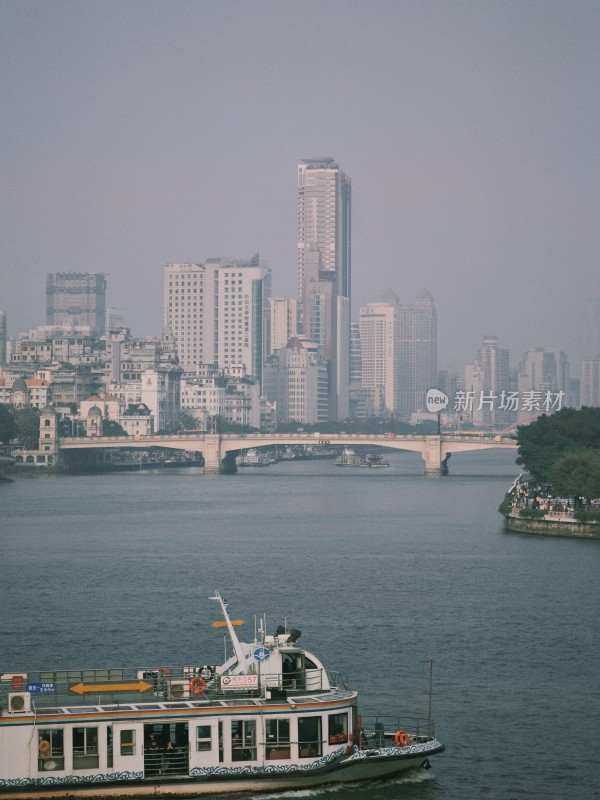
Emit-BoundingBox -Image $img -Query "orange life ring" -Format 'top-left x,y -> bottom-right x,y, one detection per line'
189,676 -> 206,695
394,729 -> 409,747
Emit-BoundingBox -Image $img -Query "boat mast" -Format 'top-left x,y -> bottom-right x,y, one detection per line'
209,591 -> 248,673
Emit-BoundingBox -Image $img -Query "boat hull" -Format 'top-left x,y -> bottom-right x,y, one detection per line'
0,741 -> 444,798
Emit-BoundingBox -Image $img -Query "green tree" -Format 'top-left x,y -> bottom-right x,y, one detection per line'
549,451 -> 600,505
101,419 -> 127,436
13,407 -> 41,449
516,407 -> 600,480
0,404 -> 17,445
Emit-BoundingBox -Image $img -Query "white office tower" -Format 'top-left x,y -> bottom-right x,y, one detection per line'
359,291 -> 400,416
270,297 -> 297,353
163,257 -> 271,386
397,290 -> 437,417
297,158 -> 351,420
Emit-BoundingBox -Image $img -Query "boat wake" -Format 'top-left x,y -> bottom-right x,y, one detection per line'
246,768 -> 436,799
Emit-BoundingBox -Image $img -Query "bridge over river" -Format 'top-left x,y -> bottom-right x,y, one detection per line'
58,431 -> 517,476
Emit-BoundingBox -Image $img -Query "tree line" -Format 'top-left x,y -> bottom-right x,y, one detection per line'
516,407 -> 600,504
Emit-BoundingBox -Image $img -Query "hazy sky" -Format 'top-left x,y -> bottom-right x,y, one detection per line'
2,0 -> 599,372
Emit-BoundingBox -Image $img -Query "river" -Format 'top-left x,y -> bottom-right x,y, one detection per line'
1,450 -> 599,799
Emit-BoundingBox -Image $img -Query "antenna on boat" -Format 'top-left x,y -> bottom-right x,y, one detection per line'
209,591 -> 248,674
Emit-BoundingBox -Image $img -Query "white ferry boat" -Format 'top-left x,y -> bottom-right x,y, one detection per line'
0,593 -> 444,798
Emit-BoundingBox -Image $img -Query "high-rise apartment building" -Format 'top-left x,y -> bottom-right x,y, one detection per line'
297,158 -> 351,420
163,257 -> 271,385
46,273 -> 107,335
360,291 -> 400,415
397,290 -> 437,417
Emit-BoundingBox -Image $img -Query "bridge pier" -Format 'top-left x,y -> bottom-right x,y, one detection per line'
422,436 -> 448,476
202,435 -> 237,475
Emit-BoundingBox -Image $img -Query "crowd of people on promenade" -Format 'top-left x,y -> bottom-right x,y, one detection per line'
510,479 -> 599,513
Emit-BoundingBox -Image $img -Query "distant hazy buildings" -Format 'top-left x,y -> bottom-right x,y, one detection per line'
517,347 -> 571,421
46,273 -> 107,335
297,158 -> 351,420
580,357 -> 600,407
163,257 -> 271,385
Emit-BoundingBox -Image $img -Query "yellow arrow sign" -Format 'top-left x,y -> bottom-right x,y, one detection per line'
69,680 -> 153,695
211,619 -> 245,628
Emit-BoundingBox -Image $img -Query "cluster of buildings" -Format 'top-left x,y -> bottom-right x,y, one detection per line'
1,157 -> 599,439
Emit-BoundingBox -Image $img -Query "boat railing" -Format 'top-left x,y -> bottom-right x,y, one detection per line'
0,666 -> 343,711
358,715 -> 436,747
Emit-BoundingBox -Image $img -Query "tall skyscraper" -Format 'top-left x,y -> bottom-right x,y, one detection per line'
163,257 -> 271,386
397,290 -> 437,417
297,158 -> 351,420
46,273 -> 107,335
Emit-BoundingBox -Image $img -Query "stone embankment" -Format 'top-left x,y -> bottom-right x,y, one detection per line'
504,512 -> 600,539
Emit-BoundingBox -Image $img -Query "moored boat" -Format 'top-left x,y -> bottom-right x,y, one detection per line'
334,448 -> 362,467
237,448 -> 270,467
0,592 -> 443,798
360,453 -> 390,468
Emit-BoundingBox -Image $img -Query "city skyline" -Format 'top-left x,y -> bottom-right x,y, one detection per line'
2,1 -> 600,371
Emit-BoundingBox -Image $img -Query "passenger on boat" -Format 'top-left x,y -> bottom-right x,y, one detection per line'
164,740 -> 176,773
147,737 -> 160,775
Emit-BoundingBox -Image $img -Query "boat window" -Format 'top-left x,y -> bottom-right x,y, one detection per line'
107,728 -> 113,767
120,729 -> 136,756
73,726 -> 99,769
298,716 -> 322,758
231,720 -> 256,761
196,725 -> 212,751
328,713 -> 349,744
38,729 -> 64,772
265,718 -> 290,760
305,656 -> 319,670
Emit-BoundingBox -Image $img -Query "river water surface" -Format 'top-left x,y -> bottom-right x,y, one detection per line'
1,450 -> 599,800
